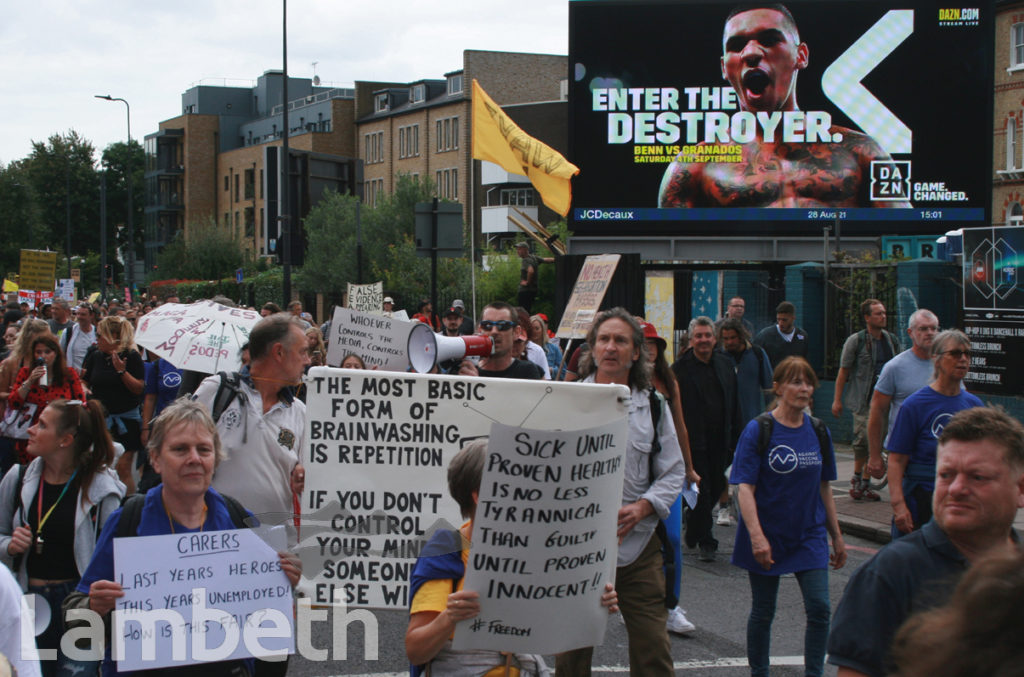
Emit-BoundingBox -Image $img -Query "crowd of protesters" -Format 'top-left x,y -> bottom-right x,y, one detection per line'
0,284 -> 1019,677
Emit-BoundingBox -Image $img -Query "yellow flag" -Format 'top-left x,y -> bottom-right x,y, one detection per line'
472,79 -> 579,216
2,279 -> 17,292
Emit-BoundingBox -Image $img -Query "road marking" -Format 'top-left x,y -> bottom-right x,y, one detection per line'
324,655 -> 808,676
846,544 -> 879,555
593,656 -> 805,671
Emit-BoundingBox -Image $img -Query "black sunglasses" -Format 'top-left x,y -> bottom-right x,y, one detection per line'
944,349 -> 972,359
479,320 -> 517,332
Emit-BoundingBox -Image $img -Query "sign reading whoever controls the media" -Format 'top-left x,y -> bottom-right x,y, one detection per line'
299,368 -> 628,608
452,421 -> 626,655
113,529 -> 294,671
568,0 -> 993,237
325,306 -> 415,371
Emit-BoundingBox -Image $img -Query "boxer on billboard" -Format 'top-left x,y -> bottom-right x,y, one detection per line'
658,3 -> 911,209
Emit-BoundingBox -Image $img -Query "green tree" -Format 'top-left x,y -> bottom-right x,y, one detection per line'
0,161 -> 44,276
152,218 -> 247,281
21,131 -> 100,256
295,190 -> 361,293
100,140 -> 146,267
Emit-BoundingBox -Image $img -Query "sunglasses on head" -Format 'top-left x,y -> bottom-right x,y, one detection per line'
479,320 -> 517,332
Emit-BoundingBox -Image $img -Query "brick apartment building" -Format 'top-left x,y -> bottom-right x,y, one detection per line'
995,0 -> 1024,225
143,50 -> 567,273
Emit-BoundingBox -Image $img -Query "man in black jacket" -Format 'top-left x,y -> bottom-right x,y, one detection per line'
672,316 -> 743,561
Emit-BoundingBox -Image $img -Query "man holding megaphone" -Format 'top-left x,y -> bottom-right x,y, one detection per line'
456,302 -> 545,380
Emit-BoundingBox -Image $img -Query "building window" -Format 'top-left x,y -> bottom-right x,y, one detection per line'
398,124 -> 419,159
244,207 -> 255,237
224,175 -> 229,191
447,74 -> 463,96
234,174 -> 240,202
364,131 -> 385,164
436,117 -> 459,152
410,84 -> 425,103
244,169 -> 255,199
500,188 -> 535,206
435,168 -> 459,200
1009,117 -> 1019,171
1014,23 -> 1024,68
375,93 -> 389,113
364,178 -> 385,206
1009,202 -> 1024,225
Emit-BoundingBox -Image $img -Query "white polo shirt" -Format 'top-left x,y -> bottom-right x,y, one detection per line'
194,373 -> 306,541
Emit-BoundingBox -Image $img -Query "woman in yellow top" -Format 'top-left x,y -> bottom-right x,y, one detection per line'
405,438 -> 619,677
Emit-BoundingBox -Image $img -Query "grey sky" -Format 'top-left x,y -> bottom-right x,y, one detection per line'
0,0 -> 568,164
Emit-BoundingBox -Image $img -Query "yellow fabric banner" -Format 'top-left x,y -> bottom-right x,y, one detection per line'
472,79 -> 579,216
2,279 -> 17,292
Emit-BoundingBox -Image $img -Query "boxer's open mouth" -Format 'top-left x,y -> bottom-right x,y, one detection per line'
742,70 -> 771,95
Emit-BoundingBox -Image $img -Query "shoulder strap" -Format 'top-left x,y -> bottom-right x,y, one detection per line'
219,493 -> 251,529
809,415 -> 834,467
9,463 -> 28,571
647,387 -> 663,483
211,371 -> 243,424
115,494 -> 146,538
755,411 -> 774,455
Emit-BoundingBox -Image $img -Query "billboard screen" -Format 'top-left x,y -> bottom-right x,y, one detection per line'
962,226 -> 1024,395
568,1 -> 994,237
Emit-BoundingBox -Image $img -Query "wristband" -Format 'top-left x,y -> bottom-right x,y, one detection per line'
117,370 -> 126,375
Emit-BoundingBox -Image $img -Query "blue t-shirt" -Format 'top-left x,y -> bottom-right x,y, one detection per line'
873,349 -> 935,446
887,386 -> 984,471
76,486 -> 255,677
143,358 -> 183,418
729,414 -> 837,575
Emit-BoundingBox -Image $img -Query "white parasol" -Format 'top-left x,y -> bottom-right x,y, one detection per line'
134,300 -> 261,373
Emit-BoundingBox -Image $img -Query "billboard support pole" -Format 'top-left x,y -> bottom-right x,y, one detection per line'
823,226 -> 831,376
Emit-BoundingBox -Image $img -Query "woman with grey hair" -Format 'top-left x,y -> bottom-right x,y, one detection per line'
885,329 -> 983,538
406,438 -> 618,676
560,307 -> 686,675
66,399 -> 301,676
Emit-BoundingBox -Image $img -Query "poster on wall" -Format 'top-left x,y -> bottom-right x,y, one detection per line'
568,0 -> 994,237
961,226 -> 1024,396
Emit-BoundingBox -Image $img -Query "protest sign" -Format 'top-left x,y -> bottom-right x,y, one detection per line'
556,254 -> 621,339
347,281 -> 383,314
18,249 -> 57,294
56,279 -> 75,302
112,528 -> 294,671
324,306 -> 416,371
300,367 -> 628,608
452,420 -> 626,654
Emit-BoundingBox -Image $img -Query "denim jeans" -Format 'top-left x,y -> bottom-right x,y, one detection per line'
746,568 -> 830,677
27,580 -> 99,677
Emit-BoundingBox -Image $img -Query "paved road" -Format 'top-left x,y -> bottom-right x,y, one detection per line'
284,528 -> 883,676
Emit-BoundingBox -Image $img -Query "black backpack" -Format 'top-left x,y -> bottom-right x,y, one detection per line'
209,371 -> 246,424
114,493 -> 251,537
753,411 -> 834,468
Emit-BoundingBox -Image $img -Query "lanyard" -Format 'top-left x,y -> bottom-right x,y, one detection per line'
37,469 -> 79,534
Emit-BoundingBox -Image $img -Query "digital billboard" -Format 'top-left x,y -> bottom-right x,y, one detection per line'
568,1 -> 994,237
962,226 -> 1024,396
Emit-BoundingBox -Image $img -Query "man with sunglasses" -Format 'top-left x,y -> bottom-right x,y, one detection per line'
457,302 -> 545,380
885,329 -> 982,539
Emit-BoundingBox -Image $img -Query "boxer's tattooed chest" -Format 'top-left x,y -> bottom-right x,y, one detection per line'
703,141 -> 864,207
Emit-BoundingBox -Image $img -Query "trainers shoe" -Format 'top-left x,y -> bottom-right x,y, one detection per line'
855,479 -> 881,502
849,476 -> 864,500
716,506 -> 735,526
666,607 -> 696,635
698,543 -> 716,562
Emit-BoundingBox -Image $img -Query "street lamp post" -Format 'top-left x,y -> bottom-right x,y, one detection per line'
95,94 -> 133,297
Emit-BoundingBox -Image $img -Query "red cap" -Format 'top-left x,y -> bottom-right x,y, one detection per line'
640,321 -> 666,351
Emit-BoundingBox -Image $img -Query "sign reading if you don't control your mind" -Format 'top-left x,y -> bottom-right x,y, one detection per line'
298,367 -> 629,610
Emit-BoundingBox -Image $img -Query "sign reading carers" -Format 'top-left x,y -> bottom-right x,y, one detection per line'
453,420 -> 626,655
299,367 -> 629,608
112,528 -> 294,671
324,306 -> 416,371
